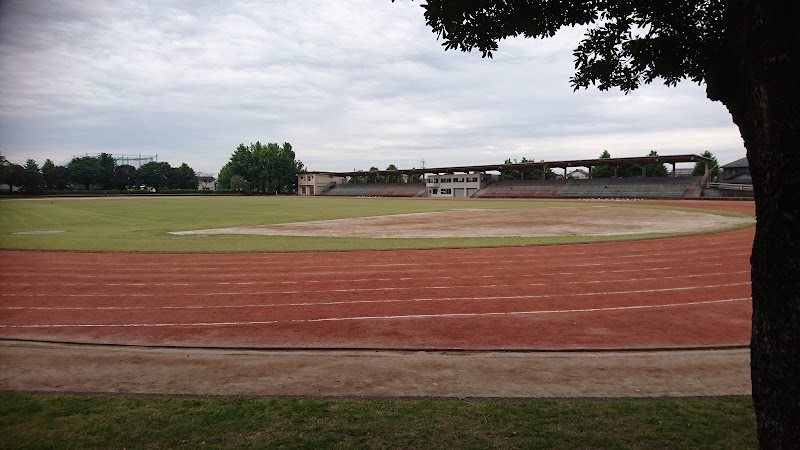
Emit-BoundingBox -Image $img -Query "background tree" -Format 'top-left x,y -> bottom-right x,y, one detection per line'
136,161 -> 172,193
96,153 -> 117,189
644,150 -> 668,177
0,153 -> 8,188
217,163 -> 234,190
41,159 -> 55,188
693,151 -> 721,182
46,166 -> 70,190
68,156 -> 101,189
114,165 -> 137,190
229,174 -> 248,192
274,143 -> 303,194
21,159 -> 45,192
4,163 -> 26,191
169,163 -> 197,189
504,157 -> 556,180
222,142 -> 302,194
41,159 -> 69,190
410,1 -> 800,444
368,166 -> 381,183
590,150 -> 614,178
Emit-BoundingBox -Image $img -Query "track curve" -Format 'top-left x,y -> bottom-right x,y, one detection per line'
0,200 -> 755,351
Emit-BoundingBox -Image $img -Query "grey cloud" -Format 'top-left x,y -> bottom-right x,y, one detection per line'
0,0 -> 745,174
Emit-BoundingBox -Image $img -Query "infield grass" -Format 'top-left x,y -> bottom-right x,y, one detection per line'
0,196 -> 754,252
0,393 -> 756,449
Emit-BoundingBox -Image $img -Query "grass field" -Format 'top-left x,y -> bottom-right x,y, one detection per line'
0,393 -> 756,449
0,196 -> 753,252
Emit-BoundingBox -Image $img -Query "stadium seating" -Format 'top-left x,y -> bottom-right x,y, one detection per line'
372,183 -> 427,197
556,177 -> 700,199
323,183 -> 426,197
472,180 -> 567,198
322,177 -> 703,199
323,183 -> 386,196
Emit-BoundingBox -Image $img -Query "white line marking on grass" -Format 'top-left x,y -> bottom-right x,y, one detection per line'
0,297 -> 751,328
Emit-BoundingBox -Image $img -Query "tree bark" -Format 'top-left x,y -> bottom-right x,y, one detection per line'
718,1 -> 800,447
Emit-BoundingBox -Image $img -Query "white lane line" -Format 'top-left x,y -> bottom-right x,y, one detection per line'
0,263 -> 741,288
0,268 -> 750,298
0,241 -> 752,272
0,282 -> 751,311
0,297 -> 750,328
0,276 -> 751,299
0,251 -> 751,279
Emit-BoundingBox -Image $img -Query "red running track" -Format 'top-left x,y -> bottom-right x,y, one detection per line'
0,201 -> 754,350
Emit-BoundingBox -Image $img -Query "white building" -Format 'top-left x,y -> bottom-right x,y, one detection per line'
297,172 -> 347,195
425,172 -> 492,198
197,175 -> 218,190
568,168 -> 589,179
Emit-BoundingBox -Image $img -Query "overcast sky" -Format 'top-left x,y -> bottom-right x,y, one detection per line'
0,0 -> 746,175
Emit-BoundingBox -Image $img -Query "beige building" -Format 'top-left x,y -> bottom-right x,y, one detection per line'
297,172 -> 347,196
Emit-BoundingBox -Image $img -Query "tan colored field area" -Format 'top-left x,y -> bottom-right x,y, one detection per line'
171,206 -> 753,238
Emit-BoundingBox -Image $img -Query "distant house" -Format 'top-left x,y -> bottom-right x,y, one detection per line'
197,175 -> 218,190
720,157 -> 751,184
568,169 -> 589,179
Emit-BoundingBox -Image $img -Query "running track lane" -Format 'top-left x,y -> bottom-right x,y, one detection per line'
0,204 -> 754,350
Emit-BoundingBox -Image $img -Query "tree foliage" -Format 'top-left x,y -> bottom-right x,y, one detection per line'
170,163 -> 198,190
590,150 -> 614,178
114,165 -> 137,190
229,174 -> 248,192
418,0 -> 723,93
68,156 -> 102,189
693,150 -> 720,182
20,159 -> 45,191
136,162 -> 172,193
503,157 -> 556,180
221,142 -> 303,194
96,153 -> 117,189
218,163 -> 234,190
644,150 -> 668,177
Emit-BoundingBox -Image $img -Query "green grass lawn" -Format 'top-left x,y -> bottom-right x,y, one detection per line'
0,196 -> 754,252
0,393 -> 756,449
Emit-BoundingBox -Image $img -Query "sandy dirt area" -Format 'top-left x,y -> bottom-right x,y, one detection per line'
0,341 -> 750,398
170,207 -> 752,238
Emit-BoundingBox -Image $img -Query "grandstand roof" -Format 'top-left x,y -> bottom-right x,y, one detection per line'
302,154 -> 714,178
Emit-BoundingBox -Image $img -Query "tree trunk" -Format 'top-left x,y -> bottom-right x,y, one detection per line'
717,1 -> 800,447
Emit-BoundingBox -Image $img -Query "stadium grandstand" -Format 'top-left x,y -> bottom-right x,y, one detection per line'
297,154 -> 718,200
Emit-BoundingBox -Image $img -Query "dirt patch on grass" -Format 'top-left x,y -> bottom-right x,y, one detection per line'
171,206 -> 752,238
12,230 -> 65,235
